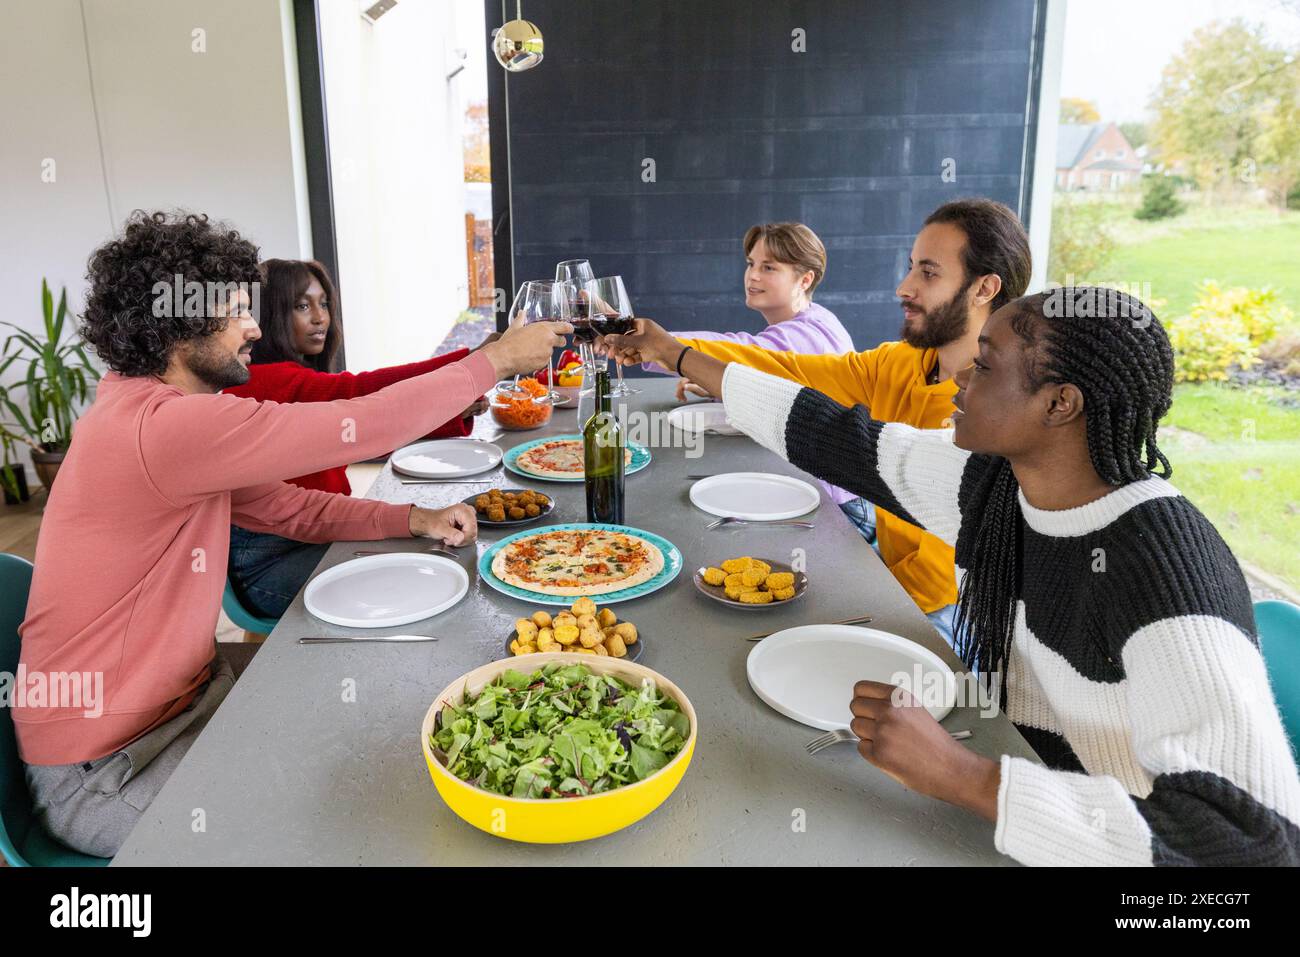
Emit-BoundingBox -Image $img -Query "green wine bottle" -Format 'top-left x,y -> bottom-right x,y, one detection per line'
583,370 -> 625,524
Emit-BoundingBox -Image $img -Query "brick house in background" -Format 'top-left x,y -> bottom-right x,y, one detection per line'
1056,122 -> 1144,190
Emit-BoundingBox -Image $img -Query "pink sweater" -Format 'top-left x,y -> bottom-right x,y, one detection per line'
15,350 -> 498,765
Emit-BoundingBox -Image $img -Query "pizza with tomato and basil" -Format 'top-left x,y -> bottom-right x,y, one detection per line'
514,438 -> 632,479
491,528 -> 664,596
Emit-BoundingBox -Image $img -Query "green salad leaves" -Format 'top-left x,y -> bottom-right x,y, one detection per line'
431,663 -> 689,799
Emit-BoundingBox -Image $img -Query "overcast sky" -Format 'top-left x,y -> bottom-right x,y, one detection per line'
1060,0 -> 1300,123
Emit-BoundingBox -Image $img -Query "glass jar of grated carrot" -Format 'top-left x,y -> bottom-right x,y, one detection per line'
489,378 -> 553,430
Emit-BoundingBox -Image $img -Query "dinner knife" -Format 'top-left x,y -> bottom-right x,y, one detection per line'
398,479 -> 495,485
298,634 -> 441,644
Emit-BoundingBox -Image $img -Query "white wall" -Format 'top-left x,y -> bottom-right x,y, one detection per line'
0,1 -> 116,339
79,0 -> 309,255
318,0 -> 470,372
0,0 -> 310,474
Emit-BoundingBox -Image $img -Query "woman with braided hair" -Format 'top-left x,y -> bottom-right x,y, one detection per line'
606,286 -> 1300,866
949,289 -> 1176,689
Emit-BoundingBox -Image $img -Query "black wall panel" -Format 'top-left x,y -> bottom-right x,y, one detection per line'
489,0 -> 1043,351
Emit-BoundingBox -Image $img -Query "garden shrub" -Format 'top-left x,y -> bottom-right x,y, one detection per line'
1048,196 -> 1116,282
1163,282 -> 1291,382
1134,175 -> 1185,221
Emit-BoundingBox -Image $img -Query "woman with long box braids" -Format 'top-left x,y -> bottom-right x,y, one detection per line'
606,286 -> 1300,866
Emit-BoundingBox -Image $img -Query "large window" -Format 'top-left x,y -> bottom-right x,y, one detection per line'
1049,0 -> 1300,597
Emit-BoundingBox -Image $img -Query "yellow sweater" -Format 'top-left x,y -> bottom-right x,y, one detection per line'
678,337 -> 959,613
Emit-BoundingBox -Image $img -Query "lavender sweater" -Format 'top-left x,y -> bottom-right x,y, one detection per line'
645,302 -> 853,367
649,302 -> 860,505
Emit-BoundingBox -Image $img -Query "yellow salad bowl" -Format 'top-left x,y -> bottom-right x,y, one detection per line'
420,652 -> 697,843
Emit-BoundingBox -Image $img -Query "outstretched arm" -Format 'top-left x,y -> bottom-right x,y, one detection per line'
231,350 -> 481,438
144,353 -> 497,503
608,319 -> 969,545
144,321 -> 568,503
718,362 -> 971,548
669,336 -> 878,410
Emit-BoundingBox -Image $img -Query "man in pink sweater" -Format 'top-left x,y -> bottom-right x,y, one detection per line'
14,211 -> 566,857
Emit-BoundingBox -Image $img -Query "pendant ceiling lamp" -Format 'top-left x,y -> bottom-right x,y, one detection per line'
492,1 -> 544,72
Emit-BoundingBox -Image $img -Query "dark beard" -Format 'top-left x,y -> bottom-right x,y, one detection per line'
898,280 -> 974,350
186,339 -> 250,390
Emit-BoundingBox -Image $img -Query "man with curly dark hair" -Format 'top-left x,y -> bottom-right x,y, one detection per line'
79,211 -> 266,381
14,211 -> 567,857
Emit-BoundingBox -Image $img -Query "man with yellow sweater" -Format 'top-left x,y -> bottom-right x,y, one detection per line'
668,199 -> 1031,644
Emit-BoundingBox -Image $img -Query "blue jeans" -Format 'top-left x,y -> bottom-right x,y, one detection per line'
227,526 -> 329,620
839,496 -> 878,544
839,497 -> 959,653
925,602 -> 959,651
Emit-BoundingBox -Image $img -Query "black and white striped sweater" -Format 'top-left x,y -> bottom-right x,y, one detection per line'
721,363 -> 1300,867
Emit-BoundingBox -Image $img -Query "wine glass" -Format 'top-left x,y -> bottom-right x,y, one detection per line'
555,260 -> 603,393
508,279 -> 571,404
555,259 -> 594,287
583,275 -> 640,396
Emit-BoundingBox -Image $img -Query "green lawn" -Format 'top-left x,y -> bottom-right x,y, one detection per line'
1164,382 -> 1300,443
1160,383 -> 1300,591
1061,197 -> 1300,320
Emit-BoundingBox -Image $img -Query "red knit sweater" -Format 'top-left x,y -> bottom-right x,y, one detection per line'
224,349 -> 479,495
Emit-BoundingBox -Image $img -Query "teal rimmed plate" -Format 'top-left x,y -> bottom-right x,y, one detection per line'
503,434 -> 651,482
478,523 -> 682,606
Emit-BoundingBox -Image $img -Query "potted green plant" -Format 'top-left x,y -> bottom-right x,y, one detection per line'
0,280 -> 101,492
0,427 -> 33,504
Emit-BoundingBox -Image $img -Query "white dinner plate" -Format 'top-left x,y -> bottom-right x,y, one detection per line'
746,624 -> 956,730
304,554 -> 469,628
689,472 -> 820,521
390,439 -> 503,479
665,403 -> 742,436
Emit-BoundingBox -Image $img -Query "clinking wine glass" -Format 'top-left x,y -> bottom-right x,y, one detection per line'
554,259 -> 602,396
555,259 -> 594,287
583,275 -> 639,397
508,279 -> 571,405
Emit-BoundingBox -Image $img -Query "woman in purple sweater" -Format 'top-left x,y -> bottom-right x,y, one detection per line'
641,222 -> 854,396
632,221 -> 858,510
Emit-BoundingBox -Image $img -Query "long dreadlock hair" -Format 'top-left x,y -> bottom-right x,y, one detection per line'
951,286 -> 1176,700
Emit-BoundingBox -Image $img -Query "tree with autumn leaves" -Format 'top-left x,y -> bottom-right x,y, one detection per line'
1059,96 -> 1101,124
1150,19 -> 1300,208
464,101 -> 490,183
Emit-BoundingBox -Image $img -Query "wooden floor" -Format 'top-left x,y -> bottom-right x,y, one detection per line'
0,487 -> 45,562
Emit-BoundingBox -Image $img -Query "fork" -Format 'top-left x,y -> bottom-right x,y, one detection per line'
805,727 -> 972,756
706,516 -> 815,531
299,634 -> 442,644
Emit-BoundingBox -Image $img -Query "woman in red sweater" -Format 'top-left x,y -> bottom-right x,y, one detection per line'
223,258 -> 492,618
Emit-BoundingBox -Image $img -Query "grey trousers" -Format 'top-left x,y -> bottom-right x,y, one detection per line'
24,643 -> 254,858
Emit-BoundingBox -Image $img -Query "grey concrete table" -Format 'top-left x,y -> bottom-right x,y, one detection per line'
115,380 -> 1036,866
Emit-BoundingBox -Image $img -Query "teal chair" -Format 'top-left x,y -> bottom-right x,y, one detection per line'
222,580 -> 279,635
0,553 -> 111,866
1257,600 -> 1300,756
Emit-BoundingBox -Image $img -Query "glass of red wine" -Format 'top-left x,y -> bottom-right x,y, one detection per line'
555,260 -> 601,396
583,275 -> 639,397
508,279 -> 571,405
